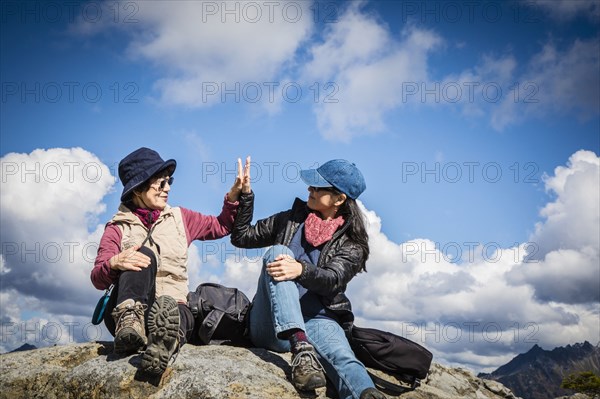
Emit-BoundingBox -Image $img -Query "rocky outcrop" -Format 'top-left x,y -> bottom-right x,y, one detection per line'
0,341 -> 519,399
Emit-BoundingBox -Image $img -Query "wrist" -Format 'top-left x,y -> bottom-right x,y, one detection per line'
227,190 -> 240,203
296,261 -> 305,279
108,256 -> 116,270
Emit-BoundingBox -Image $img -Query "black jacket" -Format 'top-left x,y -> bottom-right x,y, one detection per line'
231,192 -> 366,325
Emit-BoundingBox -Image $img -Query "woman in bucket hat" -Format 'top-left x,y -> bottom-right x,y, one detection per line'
231,159 -> 385,399
91,147 -> 250,375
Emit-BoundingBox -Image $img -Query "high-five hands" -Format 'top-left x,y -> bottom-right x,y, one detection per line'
228,156 -> 251,202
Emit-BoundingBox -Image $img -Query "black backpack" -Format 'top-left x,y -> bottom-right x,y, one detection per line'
346,324 -> 433,394
187,283 -> 251,345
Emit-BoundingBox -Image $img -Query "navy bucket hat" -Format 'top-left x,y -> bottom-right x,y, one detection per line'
300,159 -> 366,199
118,147 -> 176,202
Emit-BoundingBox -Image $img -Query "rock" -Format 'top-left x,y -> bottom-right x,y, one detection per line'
0,342 -> 519,399
393,364 -> 522,399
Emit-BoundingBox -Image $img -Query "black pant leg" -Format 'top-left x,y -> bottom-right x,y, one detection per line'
115,246 -> 157,304
103,246 -> 158,336
178,304 -> 196,346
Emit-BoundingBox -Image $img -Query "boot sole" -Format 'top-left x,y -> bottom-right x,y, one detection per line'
293,374 -> 327,391
141,296 -> 180,375
114,327 -> 146,354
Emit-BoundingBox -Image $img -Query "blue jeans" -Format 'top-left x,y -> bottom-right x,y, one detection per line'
248,245 -> 374,399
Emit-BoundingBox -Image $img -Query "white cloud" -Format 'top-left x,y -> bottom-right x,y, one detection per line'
221,249 -> 265,298
345,151 -> 599,371
532,150 -> 600,256
506,150 -> 600,304
303,2 -> 442,141
186,242 -> 205,291
0,148 -> 115,323
491,38 -> 599,130
0,254 -> 10,275
302,2 -> 597,139
507,247 -> 599,304
187,241 -> 229,290
432,36 -> 599,131
188,240 -> 265,297
72,0 -> 313,108
1,148 -> 113,225
436,53 -> 517,119
0,288 -> 110,353
69,1 -> 598,140
531,0 -> 600,20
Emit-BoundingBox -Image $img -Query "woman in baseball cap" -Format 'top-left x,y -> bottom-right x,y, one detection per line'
231,160 -> 384,399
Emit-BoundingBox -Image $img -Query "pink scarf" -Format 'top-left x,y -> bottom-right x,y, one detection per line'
304,212 -> 345,247
131,207 -> 161,229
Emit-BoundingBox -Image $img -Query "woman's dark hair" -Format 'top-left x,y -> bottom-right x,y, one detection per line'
122,180 -> 150,205
335,193 -> 370,271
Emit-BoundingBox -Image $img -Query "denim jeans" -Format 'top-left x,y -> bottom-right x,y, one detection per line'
248,245 -> 374,399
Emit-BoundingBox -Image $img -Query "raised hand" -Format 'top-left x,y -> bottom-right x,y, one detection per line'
240,156 -> 251,194
228,156 -> 251,202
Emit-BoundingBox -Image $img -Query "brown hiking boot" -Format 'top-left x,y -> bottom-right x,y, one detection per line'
141,295 -> 181,375
112,298 -> 147,354
290,342 -> 327,390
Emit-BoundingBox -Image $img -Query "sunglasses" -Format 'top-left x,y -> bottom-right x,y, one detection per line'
152,176 -> 174,191
309,186 -> 336,193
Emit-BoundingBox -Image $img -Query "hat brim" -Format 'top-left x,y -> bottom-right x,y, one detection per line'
120,159 -> 176,202
300,169 -> 333,188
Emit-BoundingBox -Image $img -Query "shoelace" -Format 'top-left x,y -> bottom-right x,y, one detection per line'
291,347 -> 324,371
168,329 -> 185,365
117,304 -> 147,330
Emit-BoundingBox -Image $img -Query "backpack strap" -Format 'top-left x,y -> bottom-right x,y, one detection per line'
187,291 -> 200,317
140,223 -> 157,249
198,308 -> 225,344
367,371 -> 420,395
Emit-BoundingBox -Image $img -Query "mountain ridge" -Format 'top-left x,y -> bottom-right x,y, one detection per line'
479,341 -> 600,399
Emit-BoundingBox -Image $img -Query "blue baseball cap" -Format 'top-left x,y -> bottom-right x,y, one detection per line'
300,159 -> 366,199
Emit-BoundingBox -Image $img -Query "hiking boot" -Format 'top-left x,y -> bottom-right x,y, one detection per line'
290,342 -> 327,390
112,298 -> 147,354
360,387 -> 387,399
141,295 -> 181,375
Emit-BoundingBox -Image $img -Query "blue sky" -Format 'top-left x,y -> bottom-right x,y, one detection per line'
1,0 -> 599,373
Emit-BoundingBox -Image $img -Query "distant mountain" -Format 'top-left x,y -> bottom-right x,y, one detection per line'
479,341 -> 600,399
9,343 -> 37,353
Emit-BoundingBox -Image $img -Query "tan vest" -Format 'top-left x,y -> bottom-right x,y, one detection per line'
110,205 -> 189,302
